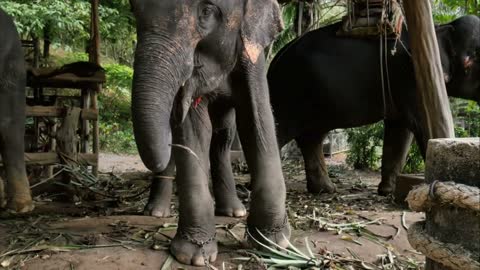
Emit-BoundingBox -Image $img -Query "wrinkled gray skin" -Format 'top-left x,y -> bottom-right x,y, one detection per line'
0,9 -> 34,213
145,16 -> 480,220
130,0 -> 290,266
268,15 -> 480,196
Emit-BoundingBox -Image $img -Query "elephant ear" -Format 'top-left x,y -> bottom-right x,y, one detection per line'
436,25 -> 455,83
241,0 -> 284,64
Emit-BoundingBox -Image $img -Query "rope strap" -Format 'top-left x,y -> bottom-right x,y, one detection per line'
406,181 -> 480,212
407,222 -> 480,270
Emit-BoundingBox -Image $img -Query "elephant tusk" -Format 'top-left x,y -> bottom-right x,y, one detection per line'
180,98 -> 192,123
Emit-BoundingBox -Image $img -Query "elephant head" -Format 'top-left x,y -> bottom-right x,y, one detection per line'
437,15 -> 480,103
129,0 -> 283,172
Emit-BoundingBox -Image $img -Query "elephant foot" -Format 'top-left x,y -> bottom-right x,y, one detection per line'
144,200 -> 171,217
215,196 -> 246,217
247,215 -> 291,249
170,231 -> 218,266
377,180 -> 394,196
0,198 -> 6,209
144,177 -> 173,217
6,195 -> 34,214
306,176 -> 336,194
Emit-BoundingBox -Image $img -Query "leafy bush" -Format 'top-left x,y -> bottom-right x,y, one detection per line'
346,123 -> 384,170
99,64 -> 136,153
455,100 -> 480,137
403,142 -> 425,174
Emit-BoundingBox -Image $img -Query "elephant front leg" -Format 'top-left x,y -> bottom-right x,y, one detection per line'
379,120 -> 414,196
296,133 -> 336,194
233,59 -> 290,248
144,158 -> 175,217
209,104 -> 246,217
169,104 -> 217,266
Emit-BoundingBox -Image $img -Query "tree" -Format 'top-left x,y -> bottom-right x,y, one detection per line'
0,0 -> 135,63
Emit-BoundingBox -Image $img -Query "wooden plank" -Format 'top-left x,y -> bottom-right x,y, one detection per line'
403,0 -> 454,146
0,153 -> 97,167
26,106 -> 98,120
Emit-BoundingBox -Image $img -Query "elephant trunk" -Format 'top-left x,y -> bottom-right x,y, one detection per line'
132,35 -> 192,173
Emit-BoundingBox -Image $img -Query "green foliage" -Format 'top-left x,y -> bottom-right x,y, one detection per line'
346,123 -> 384,170
270,1 -> 346,62
403,142 -> 425,174
0,0 -> 136,64
452,99 -> 480,137
0,0 -> 90,42
433,0 -> 479,23
99,64 -> 136,153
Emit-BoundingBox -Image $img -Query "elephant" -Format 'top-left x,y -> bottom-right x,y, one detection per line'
268,15 -> 480,196
0,8 -> 34,213
143,15 -> 480,221
129,0 -> 290,266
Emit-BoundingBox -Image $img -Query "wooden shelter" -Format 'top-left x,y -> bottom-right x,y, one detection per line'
17,0 -> 103,177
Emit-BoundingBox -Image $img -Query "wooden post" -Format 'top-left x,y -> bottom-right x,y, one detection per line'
89,0 -> 100,65
403,1 -> 455,146
81,89 -> 90,153
89,0 -> 100,176
91,91 -> 100,177
297,1 -> 304,36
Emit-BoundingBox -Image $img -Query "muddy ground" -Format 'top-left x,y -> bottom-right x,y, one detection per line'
0,153 -> 425,269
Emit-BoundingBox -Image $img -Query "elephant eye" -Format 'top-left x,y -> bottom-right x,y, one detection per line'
200,5 -> 216,18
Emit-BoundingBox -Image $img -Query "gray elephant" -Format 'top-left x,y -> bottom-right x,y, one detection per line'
129,0 -> 290,266
268,15 -> 480,195
0,8 -> 34,213
143,15 -> 480,222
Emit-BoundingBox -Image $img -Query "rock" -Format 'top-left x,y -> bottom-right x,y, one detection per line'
394,174 -> 425,207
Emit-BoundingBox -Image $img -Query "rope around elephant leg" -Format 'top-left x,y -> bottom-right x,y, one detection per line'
407,222 -> 480,270
406,181 -> 480,270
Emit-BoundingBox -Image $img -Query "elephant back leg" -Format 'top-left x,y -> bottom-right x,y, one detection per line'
209,100 -> 246,217
296,131 -> 336,194
379,119 -> 414,195
0,61 -> 33,213
144,157 -> 175,217
0,114 -> 34,213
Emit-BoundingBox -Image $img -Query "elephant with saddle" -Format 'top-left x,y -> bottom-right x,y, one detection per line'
268,15 -> 480,196
0,8 -> 34,213
129,0 -> 290,266
144,15 -> 480,223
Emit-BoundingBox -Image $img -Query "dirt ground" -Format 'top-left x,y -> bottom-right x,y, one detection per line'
0,153 -> 425,270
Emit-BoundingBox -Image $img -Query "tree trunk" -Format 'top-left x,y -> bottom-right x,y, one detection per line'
403,0 -> 455,143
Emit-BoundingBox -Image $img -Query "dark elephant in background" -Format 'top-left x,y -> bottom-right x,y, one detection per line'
269,15 -> 480,195
0,9 -> 34,213
130,0 -> 290,266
